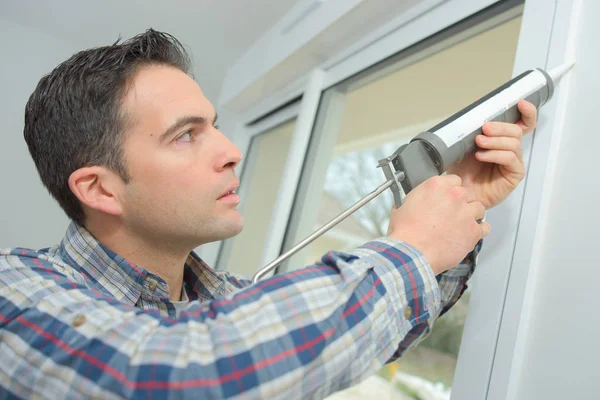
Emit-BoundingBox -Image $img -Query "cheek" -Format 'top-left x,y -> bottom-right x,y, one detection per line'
124,137 -> 220,200
131,155 -> 215,200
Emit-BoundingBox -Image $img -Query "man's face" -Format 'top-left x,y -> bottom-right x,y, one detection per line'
118,65 -> 243,247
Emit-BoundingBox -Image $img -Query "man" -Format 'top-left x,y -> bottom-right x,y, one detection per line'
0,29 -> 536,399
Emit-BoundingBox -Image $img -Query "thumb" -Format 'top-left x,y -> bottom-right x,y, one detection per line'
479,221 -> 491,239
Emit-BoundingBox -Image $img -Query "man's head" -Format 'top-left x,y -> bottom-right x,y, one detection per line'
24,29 -> 243,249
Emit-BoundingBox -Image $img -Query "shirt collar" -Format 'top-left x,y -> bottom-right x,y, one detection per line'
57,222 -> 232,305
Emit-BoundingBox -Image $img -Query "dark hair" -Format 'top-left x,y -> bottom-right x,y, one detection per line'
24,29 -> 192,225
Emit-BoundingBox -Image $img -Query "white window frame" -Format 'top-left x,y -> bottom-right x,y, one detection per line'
257,70 -> 324,271
214,100 -> 302,270
484,0 -> 580,398
217,0 -> 577,397
233,102 -> 302,180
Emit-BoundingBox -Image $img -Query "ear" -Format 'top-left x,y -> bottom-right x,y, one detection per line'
68,166 -> 125,217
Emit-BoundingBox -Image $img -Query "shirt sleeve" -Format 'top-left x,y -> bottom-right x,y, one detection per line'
435,239 -> 482,316
382,238 -> 482,363
0,241 -> 441,400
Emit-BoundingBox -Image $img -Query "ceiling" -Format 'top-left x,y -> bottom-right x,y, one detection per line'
0,0 -> 300,101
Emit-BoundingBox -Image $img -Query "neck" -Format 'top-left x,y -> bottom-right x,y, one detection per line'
86,219 -> 191,302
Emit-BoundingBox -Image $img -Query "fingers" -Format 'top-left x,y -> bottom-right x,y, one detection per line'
424,174 -> 463,192
476,135 -> 523,159
479,221 -> 491,239
482,100 -> 538,139
440,174 -> 462,187
517,100 -> 537,134
464,187 -> 476,203
428,175 -> 475,201
477,124 -> 524,174
475,150 -> 525,176
482,121 -> 524,139
469,201 -> 486,221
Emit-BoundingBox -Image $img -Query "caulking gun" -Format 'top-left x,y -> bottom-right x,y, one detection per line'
252,62 -> 575,283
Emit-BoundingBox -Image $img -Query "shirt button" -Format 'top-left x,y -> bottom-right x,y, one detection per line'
72,314 -> 86,327
147,277 -> 158,292
404,306 -> 412,320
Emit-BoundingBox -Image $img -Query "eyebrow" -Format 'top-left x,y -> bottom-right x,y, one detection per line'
159,112 -> 219,142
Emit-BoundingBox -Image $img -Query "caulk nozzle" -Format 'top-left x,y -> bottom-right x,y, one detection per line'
548,61 -> 575,82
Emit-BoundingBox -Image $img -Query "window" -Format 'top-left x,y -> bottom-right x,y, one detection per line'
217,118 -> 297,276
281,11 -> 524,399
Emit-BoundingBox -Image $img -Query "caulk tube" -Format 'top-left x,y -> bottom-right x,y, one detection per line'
395,67 -> 561,194
414,69 -> 553,172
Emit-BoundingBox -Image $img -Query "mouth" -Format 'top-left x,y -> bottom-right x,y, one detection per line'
217,182 -> 240,201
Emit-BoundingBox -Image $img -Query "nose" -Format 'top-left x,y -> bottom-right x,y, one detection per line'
214,130 -> 242,172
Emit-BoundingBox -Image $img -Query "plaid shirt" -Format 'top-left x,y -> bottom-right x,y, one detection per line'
0,222 -> 479,399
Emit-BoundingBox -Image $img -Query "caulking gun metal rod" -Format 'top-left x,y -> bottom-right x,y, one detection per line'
252,178 -> 397,283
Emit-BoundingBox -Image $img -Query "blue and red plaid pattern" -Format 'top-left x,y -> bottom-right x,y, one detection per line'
0,222 -> 478,399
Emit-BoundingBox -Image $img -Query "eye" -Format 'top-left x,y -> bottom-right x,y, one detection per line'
176,130 -> 193,142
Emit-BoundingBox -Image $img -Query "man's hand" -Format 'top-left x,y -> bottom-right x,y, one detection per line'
447,100 -> 537,209
388,175 -> 489,275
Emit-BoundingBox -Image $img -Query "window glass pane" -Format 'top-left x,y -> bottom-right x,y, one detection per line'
219,119 -> 296,276
283,15 -> 523,399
